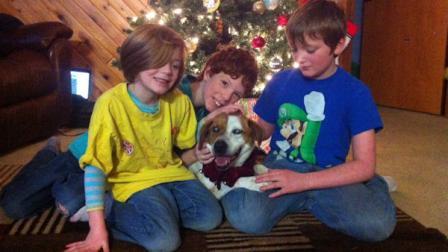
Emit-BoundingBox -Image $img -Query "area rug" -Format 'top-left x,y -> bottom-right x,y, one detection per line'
1,165 -> 447,251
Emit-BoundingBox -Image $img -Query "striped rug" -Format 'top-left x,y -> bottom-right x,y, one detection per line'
0,164 -> 23,193
1,164 -> 447,251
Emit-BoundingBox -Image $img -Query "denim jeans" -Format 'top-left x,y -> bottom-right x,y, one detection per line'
221,153 -> 396,242
0,149 -> 85,219
106,180 -> 222,251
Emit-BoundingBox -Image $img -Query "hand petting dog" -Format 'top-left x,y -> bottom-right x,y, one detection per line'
256,169 -> 311,198
195,144 -> 214,164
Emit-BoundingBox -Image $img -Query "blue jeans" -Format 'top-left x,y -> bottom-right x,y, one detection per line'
221,153 -> 396,242
106,180 -> 222,251
0,149 -> 85,219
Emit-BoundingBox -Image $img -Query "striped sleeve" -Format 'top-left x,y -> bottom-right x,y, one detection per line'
84,165 -> 106,211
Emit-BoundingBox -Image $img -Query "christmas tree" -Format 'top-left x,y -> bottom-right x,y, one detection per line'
127,0 -> 299,95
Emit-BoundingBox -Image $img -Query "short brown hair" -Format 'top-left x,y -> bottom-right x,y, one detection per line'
197,47 -> 258,97
120,24 -> 186,85
286,0 -> 346,52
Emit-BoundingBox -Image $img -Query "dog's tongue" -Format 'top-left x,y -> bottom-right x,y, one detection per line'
215,156 -> 231,167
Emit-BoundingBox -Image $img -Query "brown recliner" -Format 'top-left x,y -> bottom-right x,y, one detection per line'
0,14 -> 73,154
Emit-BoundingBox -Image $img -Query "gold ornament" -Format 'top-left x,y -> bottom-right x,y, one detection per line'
252,1 -> 266,15
186,39 -> 198,54
203,0 -> 221,13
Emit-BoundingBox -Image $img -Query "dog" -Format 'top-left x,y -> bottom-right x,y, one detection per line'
189,112 -> 269,199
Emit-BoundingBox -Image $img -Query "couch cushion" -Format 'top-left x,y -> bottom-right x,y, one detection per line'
0,13 -> 23,33
0,49 -> 57,107
0,22 -> 73,56
0,91 -> 61,153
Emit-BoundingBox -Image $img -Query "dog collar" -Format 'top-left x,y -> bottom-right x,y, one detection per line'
202,150 -> 260,189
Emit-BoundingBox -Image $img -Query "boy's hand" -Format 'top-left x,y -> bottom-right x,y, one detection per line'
65,228 -> 109,252
256,169 -> 310,198
205,104 -> 243,123
65,210 -> 109,252
195,144 -> 214,164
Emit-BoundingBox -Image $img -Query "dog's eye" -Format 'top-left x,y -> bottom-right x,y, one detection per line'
232,129 -> 243,135
212,126 -> 220,133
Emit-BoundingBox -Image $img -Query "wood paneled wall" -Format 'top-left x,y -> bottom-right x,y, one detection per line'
1,0 -> 354,99
0,0 -> 151,98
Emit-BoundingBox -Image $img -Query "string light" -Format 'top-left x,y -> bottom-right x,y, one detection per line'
123,0 -> 299,94
173,8 -> 183,15
145,11 -> 157,20
191,37 -> 199,44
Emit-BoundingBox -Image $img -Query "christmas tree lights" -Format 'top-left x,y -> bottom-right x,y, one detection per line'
126,0 -> 299,95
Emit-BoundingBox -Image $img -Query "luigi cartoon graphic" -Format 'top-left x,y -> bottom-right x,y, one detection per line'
275,91 -> 325,164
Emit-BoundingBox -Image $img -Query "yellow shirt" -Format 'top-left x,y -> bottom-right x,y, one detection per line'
80,83 -> 197,202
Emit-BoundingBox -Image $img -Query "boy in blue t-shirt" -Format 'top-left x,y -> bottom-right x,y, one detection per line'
221,0 -> 396,242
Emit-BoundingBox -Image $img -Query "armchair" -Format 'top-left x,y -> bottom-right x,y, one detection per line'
0,14 -> 73,153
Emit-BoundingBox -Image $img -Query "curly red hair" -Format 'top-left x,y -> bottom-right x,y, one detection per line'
197,47 -> 258,97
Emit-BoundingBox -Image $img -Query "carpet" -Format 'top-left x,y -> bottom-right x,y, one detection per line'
1,165 -> 447,251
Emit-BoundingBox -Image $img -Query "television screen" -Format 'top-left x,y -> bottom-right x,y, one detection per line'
70,68 -> 91,99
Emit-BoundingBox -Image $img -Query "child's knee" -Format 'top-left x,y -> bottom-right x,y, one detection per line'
1,203 -> 27,219
194,208 -> 223,231
182,198 -> 222,232
358,202 -> 397,241
0,197 -> 33,219
141,238 -> 181,252
334,209 -> 396,242
138,229 -> 181,251
221,189 -> 275,234
352,217 -> 396,242
225,206 -> 273,234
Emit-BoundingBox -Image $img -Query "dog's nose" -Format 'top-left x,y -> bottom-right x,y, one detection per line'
214,140 -> 227,155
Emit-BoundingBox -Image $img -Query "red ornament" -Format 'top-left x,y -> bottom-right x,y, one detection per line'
277,15 -> 288,26
347,20 -> 358,38
298,0 -> 309,6
251,36 -> 266,49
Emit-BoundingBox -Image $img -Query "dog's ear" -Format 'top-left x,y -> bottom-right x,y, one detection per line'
199,119 -> 212,149
248,119 -> 264,146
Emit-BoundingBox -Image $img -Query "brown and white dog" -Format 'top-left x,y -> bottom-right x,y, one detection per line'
189,112 -> 268,199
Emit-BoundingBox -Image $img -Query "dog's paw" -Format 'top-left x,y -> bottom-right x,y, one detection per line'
254,164 -> 268,175
211,185 -> 232,199
210,187 -> 221,198
234,176 -> 266,192
189,162 -> 202,173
